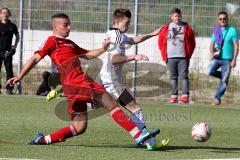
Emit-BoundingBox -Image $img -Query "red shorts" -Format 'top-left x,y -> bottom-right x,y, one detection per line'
62,73 -> 106,119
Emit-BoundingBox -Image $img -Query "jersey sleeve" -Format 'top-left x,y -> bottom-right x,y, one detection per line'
75,43 -> 88,55
121,33 -> 132,47
122,34 -> 131,43
35,37 -> 56,58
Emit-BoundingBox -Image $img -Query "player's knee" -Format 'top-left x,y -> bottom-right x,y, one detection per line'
76,127 -> 87,135
105,93 -> 117,103
101,93 -> 119,111
125,102 -> 140,113
77,127 -> 87,135
74,123 -> 87,135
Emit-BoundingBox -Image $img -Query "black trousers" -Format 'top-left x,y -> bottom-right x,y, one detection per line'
0,54 -> 14,89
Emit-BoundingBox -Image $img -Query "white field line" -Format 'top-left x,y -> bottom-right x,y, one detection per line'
0,158 -> 41,160
194,159 -> 240,160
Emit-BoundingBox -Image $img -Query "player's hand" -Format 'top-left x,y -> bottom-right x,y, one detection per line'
102,38 -> 111,51
7,77 -> 20,87
134,54 -> 149,61
151,26 -> 164,36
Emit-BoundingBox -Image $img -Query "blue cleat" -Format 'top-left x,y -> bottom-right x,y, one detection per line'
28,132 -> 44,145
135,128 -> 160,145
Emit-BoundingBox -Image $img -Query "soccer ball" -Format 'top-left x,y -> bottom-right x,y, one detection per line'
191,122 -> 211,142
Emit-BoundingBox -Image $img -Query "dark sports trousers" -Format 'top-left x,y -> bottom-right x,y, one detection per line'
0,54 -> 14,83
166,58 -> 190,96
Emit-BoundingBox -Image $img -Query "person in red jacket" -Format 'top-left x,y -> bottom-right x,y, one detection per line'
158,8 -> 195,104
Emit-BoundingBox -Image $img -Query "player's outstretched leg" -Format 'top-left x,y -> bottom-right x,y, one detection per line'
98,92 -> 157,145
126,103 -> 161,147
29,104 -> 88,145
28,125 -> 79,145
29,132 -> 44,144
114,89 -> 161,146
110,106 -> 160,145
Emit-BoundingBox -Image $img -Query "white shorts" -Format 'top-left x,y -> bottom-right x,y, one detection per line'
102,82 -> 135,107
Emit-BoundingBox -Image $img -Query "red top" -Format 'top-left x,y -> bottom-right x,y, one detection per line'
36,35 -> 105,102
36,35 -> 87,70
158,23 -> 196,62
36,35 -> 88,81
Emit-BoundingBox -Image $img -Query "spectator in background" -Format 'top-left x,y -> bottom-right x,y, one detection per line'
36,65 -> 62,99
208,11 -> 239,105
0,7 -> 19,94
36,71 -> 51,96
45,62 -> 63,101
158,8 -> 196,104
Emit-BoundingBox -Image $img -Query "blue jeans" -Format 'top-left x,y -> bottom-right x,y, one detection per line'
208,59 -> 231,101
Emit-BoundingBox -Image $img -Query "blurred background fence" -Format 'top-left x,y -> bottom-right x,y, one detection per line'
0,0 -> 240,105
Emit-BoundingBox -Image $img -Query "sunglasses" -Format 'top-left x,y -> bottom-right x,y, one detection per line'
219,18 -> 227,21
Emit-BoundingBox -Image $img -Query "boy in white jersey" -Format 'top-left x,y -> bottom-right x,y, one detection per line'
99,8 -> 169,150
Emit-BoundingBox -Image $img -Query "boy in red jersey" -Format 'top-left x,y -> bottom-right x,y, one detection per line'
7,13 -> 160,149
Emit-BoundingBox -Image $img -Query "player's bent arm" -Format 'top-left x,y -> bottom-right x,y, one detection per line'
81,48 -> 106,60
131,26 -> 163,44
111,54 -> 149,64
80,39 -> 111,60
111,54 -> 135,64
131,34 -> 154,44
14,54 -> 42,82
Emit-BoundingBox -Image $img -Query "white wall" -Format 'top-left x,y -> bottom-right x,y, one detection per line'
13,30 -> 240,74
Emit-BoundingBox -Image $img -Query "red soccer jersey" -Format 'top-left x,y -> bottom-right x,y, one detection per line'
36,35 -> 105,115
36,35 -> 87,67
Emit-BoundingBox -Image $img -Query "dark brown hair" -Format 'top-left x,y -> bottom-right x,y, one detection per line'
112,9 -> 131,24
217,11 -> 228,19
0,7 -> 11,16
171,8 -> 182,15
52,13 -> 69,20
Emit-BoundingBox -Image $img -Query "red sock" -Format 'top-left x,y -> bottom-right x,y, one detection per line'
41,125 -> 77,144
110,107 -> 141,139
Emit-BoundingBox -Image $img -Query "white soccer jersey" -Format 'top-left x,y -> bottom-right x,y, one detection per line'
99,28 -> 132,98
